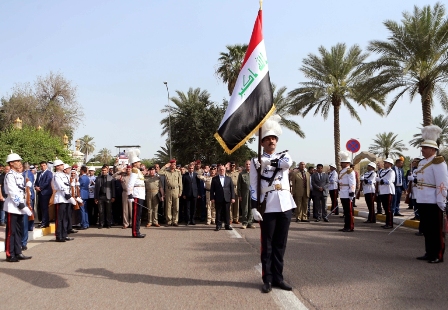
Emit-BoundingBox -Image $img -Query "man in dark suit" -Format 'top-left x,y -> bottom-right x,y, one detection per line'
182,164 -> 201,225
155,164 -> 166,224
311,164 -> 329,222
210,164 -> 235,231
94,165 -> 116,228
34,161 -> 53,228
392,158 -> 407,216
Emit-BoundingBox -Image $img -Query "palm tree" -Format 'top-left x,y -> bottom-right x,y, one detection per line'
154,141 -> 171,163
409,114 -> 448,148
78,135 -> 95,163
97,148 -> 112,165
368,132 -> 408,159
272,83 -> 305,138
366,2 -> 448,126
288,43 -> 385,170
215,44 -> 248,96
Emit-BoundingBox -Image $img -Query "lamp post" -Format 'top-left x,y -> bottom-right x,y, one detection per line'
163,81 -> 172,159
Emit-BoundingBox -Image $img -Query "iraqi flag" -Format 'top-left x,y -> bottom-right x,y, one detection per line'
214,9 -> 275,154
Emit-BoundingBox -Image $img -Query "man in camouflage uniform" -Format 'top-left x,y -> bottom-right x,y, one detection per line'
227,161 -> 240,224
238,160 -> 254,229
159,159 -> 182,227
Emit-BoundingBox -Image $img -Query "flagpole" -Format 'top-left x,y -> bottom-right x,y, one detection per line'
259,0 -> 262,10
257,128 -> 262,212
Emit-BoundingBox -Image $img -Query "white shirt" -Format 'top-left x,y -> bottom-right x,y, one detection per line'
219,175 -> 225,187
376,168 -> 396,195
328,170 -> 338,190
250,151 -> 296,213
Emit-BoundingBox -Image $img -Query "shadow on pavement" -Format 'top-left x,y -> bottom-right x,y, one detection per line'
76,267 -> 260,289
0,267 -> 69,289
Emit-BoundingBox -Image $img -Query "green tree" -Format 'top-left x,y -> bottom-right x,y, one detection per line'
0,126 -> 72,164
215,44 -> 248,96
409,114 -> 448,148
154,141 -> 171,164
160,87 -> 255,165
272,84 -> 305,138
96,148 -> 113,165
288,43 -> 385,170
368,132 -> 408,159
366,2 -> 448,126
78,135 -> 95,163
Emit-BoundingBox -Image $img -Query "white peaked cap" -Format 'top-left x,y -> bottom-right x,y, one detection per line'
256,114 -> 282,140
329,163 -> 337,169
6,150 -> 22,163
128,149 -> 141,164
368,162 -> 377,169
53,159 -> 64,167
420,125 -> 441,149
384,158 -> 394,165
339,151 -> 351,163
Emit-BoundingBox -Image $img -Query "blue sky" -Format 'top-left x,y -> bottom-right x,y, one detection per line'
0,0 -> 444,165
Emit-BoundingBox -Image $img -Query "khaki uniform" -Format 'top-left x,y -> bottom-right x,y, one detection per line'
159,168 -> 182,225
227,170 -> 240,222
237,170 -> 253,226
290,170 -> 311,221
144,175 -> 162,225
198,175 -> 215,224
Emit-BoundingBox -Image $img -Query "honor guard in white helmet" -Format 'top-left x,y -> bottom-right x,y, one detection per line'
360,162 -> 377,223
376,158 -> 396,229
126,149 -> 146,238
338,152 -> 356,232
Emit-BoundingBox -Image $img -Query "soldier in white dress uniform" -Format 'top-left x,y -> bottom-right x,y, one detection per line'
360,162 -> 377,223
127,149 -> 146,238
338,152 -> 356,232
376,158 -> 396,229
413,125 -> 448,263
328,164 -> 339,215
250,115 -> 296,294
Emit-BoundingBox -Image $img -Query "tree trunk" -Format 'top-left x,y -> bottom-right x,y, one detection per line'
422,96 -> 432,126
333,102 -> 341,171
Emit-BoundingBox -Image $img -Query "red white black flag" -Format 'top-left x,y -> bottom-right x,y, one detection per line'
215,9 -> 274,154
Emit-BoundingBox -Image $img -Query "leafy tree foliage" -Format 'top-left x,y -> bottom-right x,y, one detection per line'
366,2 -> 448,126
0,126 -> 72,165
79,135 -> 95,163
215,44 -> 248,96
160,87 -> 256,166
409,114 -> 448,148
0,71 -> 84,141
368,132 -> 408,159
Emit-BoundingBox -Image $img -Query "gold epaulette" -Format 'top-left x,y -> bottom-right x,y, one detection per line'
433,156 -> 445,164
132,167 -> 139,173
347,168 -> 353,174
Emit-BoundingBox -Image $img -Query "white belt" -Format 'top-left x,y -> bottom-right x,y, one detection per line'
261,184 -> 290,195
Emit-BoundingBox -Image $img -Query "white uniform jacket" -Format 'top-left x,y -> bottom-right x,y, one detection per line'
413,155 -> 448,210
127,168 -> 145,199
250,151 -> 296,213
360,171 -> 377,194
338,167 -> 356,199
53,172 -> 71,204
376,168 -> 395,195
4,170 -> 27,215
328,170 -> 338,190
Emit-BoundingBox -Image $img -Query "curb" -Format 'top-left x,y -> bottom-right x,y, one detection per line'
0,223 -> 55,252
327,206 -> 419,229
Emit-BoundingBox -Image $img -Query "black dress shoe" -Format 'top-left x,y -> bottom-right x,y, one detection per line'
68,229 -> 78,233
428,258 -> 443,264
394,213 -> 403,217
133,234 -> 146,238
98,226 -> 103,229
301,219 -> 310,222
55,238 -> 66,242
338,228 -> 346,231
77,227 -> 86,230
416,255 -> 429,260
324,218 -> 329,222
214,226 -> 221,231
17,254 -> 32,260
65,237 -> 74,241
22,246 -> 28,251
262,282 -> 272,293
315,219 -> 320,222
295,219 -> 300,223
272,281 -> 292,291
225,226 -> 233,230
191,221 -> 196,225
6,256 -> 19,262
415,232 -> 424,236
382,225 -> 393,229
364,220 -> 371,223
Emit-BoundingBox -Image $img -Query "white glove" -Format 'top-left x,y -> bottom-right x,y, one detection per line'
408,175 -> 414,181
70,182 -> 76,187
252,208 -> 263,221
360,176 -> 364,181
76,197 -> 83,204
260,157 -> 271,169
253,159 -> 261,169
437,203 -> 446,212
375,177 -> 380,182
23,207 -> 32,216
26,181 -> 33,187
69,197 -> 77,205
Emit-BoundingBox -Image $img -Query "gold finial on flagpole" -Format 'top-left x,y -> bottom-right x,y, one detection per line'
259,0 -> 263,10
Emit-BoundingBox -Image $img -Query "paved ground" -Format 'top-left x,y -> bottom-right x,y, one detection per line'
1,199 -> 447,309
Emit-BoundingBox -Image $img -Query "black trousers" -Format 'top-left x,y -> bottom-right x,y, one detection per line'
341,198 -> 354,230
380,194 -> 394,227
38,193 -> 51,226
185,196 -> 197,223
55,203 -> 69,240
365,193 -> 376,222
5,212 -> 23,258
418,203 -> 445,260
67,204 -> 73,231
132,198 -> 143,237
376,194 -> 383,213
98,197 -> 113,227
87,198 -> 97,225
260,209 -> 292,284
312,194 -> 327,219
329,189 -> 339,215
215,201 -> 230,227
